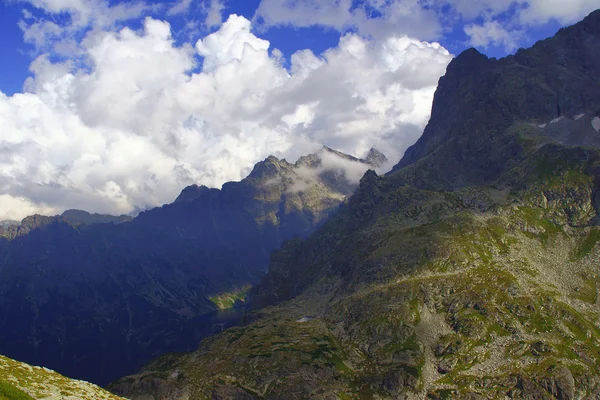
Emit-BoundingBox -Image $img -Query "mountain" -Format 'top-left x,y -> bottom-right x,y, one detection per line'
0,354 -> 124,400
60,209 -> 133,225
112,10 -> 600,399
0,211 -> 131,240
0,146 -> 382,387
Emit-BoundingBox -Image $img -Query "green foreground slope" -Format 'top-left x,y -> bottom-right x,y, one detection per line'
0,355 -> 124,400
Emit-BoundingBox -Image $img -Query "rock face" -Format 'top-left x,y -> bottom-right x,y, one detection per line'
0,146 -> 381,387
0,354 -> 124,400
392,9 -> 600,189
113,10 -> 600,399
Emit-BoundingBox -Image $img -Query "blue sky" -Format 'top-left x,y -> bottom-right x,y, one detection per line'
0,0 -> 597,220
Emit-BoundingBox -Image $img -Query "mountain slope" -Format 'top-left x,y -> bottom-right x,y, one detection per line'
0,355 -> 123,400
0,146 -> 383,386
112,10 -> 600,399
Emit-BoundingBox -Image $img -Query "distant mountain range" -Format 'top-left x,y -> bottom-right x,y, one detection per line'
112,9 -> 600,399
0,210 -> 132,239
0,145 -> 385,386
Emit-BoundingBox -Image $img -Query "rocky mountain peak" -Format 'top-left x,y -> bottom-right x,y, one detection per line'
364,148 -> 388,167
247,155 -> 294,180
392,9 -> 600,186
174,184 -> 213,203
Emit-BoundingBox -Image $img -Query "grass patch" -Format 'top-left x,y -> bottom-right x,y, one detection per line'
571,228 -> 600,261
210,285 -> 251,309
0,381 -> 34,400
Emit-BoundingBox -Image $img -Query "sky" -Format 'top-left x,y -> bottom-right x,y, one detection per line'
0,0 -> 598,220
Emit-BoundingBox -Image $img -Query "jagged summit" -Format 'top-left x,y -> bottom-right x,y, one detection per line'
176,146 -> 388,203
392,8 -> 600,186
61,209 -> 132,225
247,154 -> 295,180
365,148 -> 388,168
174,183 -> 213,203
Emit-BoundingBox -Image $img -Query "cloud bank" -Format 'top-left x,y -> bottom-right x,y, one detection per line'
253,0 -> 600,53
7,0 -> 594,220
0,4 -> 452,220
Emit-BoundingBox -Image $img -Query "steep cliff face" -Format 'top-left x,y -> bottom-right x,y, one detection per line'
0,146 -> 381,386
112,10 -> 600,399
392,9 -> 600,189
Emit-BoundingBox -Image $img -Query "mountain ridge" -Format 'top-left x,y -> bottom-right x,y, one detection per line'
112,9 -> 600,399
0,146 -> 381,386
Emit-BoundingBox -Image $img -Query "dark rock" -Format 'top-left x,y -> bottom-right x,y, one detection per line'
543,366 -> 576,400
437,358 -> 456,374
391,10 -> 600,189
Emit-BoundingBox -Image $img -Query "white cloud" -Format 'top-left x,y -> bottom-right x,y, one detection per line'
204,0 -> 226,28
167,0 -> 193,16
269,0 -> 596,54
0,195 -> 57,221
0,9 -> 451,220
253,0 -> 442,40
5,0 -> 597,222
456,0 -> 600,53
18,0 -> 155,55
464,20 -> 522,52
443,0 -> 519,20
196,14 -> 270,72
519,0 -> 600,25
446,0 -> 600,51
444,0 -> 600,25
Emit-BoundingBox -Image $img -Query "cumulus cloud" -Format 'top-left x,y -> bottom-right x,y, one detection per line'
1,3 -> 452,221
253,0 -> 442,40
4,0 -> 596,221
253,0 -> 600,55
167,0 -> 194,16
204,0 -> 227,28
451,0 -> 599,53
464,20 -> 522,52
519,0 -> 600,25
18,0 -> 155,55
445,0 -> 600,25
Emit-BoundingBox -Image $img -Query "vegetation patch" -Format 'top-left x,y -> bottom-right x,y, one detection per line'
570,228 -> 600,261
0,381 -> 34,400
210,285 -> 252,309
